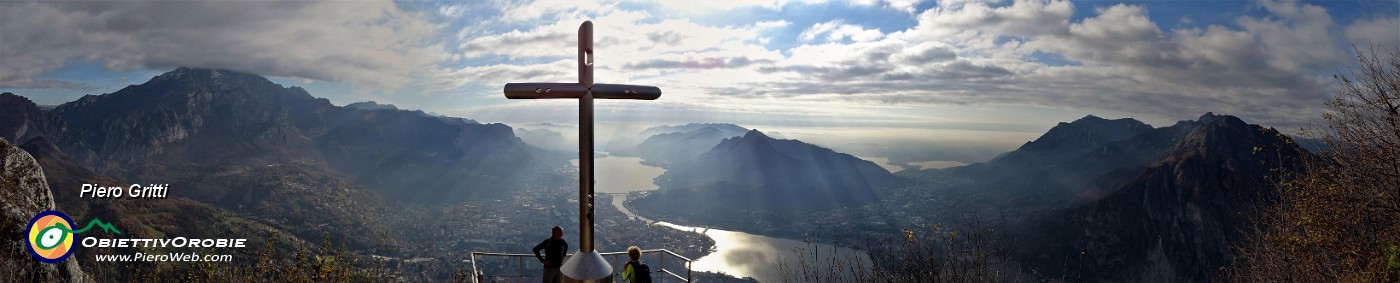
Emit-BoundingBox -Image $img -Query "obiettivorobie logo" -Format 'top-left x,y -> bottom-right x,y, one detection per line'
25,210 -> 121,264
25,209 -> 246,263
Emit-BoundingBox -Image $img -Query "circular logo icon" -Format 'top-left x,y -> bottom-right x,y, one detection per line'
26,210 -> 76,264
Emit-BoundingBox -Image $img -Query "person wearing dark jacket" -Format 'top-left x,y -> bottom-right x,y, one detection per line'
532,226 -> 568,283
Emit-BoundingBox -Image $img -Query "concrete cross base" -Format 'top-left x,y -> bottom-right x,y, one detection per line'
561,250 -> 613,281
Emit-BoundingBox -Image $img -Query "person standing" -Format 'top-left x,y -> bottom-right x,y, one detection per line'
533,226 -> 568,283
621,246 -> 652,283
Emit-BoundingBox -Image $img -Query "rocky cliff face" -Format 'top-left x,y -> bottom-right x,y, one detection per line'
1017,113 -> 1307,282
0,93 -> 67,147
0,138 -> 91,282
947,115 -> 1195,211
50,67 -> 329,167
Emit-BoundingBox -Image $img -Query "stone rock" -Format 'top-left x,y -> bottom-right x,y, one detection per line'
0,138 -> 91,282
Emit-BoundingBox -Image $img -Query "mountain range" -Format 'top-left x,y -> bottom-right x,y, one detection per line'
619,123 -> 749,167
1015,113 -> 1305,281
900,113 -> 1306,281
945,115 -> 1197,211
0,68 -> 576,279
514,127 -> 572,151
627,112 -> 1306,281
5,68 -> 569,204
1,67 -> 1310,282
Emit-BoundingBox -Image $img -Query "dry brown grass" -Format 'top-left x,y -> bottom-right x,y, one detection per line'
1226,46 -> 1400,282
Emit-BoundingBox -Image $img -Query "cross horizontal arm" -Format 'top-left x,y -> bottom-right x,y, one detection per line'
591,84 -> 661,100
504,83 -> 589,99
505,83 -> 661,100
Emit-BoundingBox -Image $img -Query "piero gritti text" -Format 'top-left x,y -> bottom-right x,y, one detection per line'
80,183 -> 169,199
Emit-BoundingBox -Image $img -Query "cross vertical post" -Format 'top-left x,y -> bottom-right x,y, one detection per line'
502,20 -> 661,282
578,17 -> 596,260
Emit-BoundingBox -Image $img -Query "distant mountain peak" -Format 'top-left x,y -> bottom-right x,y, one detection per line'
638,123 -> 749,138
1198,112 -> 1217,123
345,101 -> 399,111
148,67 -> 280,89
1163,113 -> 1281,161
742,129 -> 769,139
1,92 -> 35,108
1011,112 -> 1307,282
1068,114 -> 1144,127
1013,115 -> 1152,155
1195,112 -> 1248,127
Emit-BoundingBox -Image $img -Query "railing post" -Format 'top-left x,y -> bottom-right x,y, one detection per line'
660,253 -> 665,283
519,256 -> 524,283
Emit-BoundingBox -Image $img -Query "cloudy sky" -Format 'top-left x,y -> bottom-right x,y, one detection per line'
3,0 -> 1397,162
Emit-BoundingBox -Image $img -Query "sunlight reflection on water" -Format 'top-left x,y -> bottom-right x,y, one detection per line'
586,156 -> 872,282
655,222 -> 871,282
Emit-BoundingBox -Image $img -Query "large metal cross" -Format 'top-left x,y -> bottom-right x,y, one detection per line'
502,21 -> 661,281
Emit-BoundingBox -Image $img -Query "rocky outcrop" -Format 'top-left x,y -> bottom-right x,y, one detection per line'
1017,113 -> 1307,282
947,115 -> 1194,210
0,92 -> 68,147
0,138 -> 91,282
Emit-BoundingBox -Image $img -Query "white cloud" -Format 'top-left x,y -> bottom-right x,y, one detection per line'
1027,4 -> 1169,67
886,0 -> 925,13
439,4 -> 468,18
8,0 -> 1380,131
1237,0 -> 1345,72
454,0 -> 1356,128
912,0 -> 1073,41
439,59 -> 579,90
799,20 -> 885,42
1345,16 -> 1400,48
0,0 -> 442,90
448,7 -> 787,93
754,20 -> 792,29
645,0 -> 828,12
493,0 -> 616,23
937,0 -> 1004,8
851,0 -> 927,14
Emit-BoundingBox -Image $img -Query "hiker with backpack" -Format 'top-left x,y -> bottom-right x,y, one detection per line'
622,246 -> 653,283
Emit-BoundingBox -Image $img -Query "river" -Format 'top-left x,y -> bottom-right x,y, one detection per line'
575,156 -> 872,282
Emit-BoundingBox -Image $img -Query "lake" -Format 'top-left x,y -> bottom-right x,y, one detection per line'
570,156 -> 665,193
579,156 -> 872,282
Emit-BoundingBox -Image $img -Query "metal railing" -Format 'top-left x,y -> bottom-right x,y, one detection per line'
470,249 -> 692,283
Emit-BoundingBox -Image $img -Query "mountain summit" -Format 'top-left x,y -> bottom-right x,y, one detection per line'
625,123 -> 750,166
1000,115 -> 1154,163
1014,113 -> 1307,281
